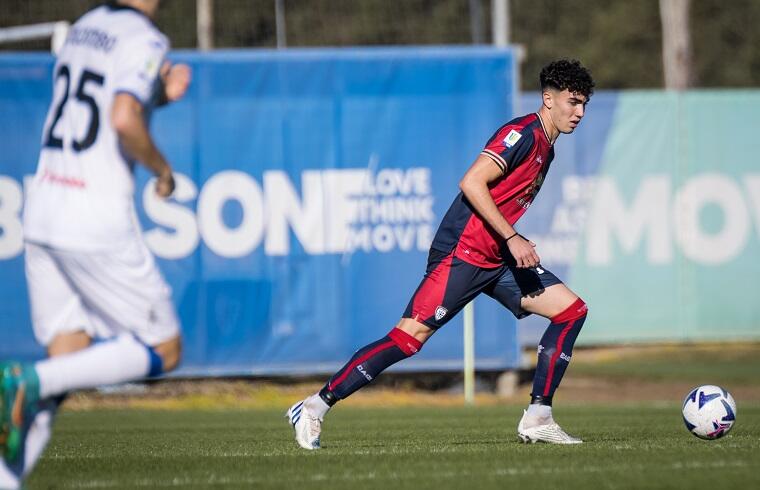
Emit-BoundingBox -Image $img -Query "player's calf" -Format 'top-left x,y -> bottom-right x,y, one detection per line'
530,298 -> 587,414
519,297 -> 587,446
319,327 -> 423,406
152,335 -> 182,372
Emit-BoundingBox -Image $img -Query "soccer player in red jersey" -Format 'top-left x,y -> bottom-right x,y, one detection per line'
288,59 -> 595,447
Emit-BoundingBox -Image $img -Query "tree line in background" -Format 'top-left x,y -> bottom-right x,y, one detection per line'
1,0 -> 758,89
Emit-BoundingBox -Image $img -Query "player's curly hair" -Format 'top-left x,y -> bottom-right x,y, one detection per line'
540,59 -> 595,99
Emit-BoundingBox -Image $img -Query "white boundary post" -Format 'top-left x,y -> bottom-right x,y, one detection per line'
197,0 -> 214,51
275,0 -> 287,48
491,0 -> 509,47
463,302 -> 475,405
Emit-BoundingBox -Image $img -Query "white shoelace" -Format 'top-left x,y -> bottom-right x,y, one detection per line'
308,414 -> 321,434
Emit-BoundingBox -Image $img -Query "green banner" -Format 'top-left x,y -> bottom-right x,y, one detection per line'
573,91 -> 760,343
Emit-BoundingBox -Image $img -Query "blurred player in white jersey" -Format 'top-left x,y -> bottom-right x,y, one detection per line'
0,1 -> 190,487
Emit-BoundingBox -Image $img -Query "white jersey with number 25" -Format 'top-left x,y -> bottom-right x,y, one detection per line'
24,4 -> 169,251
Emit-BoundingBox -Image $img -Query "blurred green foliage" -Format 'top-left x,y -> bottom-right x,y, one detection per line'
1,0 -> 758,89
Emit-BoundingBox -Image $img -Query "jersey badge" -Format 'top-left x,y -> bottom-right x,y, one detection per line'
503,129 -> 522,148
435,306 -> 448,322
139,56 -> 162,82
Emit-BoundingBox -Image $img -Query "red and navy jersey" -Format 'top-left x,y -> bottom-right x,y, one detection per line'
431,113 -> 554,268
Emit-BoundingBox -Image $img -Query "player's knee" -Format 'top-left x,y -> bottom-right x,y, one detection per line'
574,298 -> 588,321
47,331 -> 92,357
552,297 -> 588,324
396,318 -> 435,344
153,336 -> 182,372
388,327 -> 423,356
578,298 -> 588,312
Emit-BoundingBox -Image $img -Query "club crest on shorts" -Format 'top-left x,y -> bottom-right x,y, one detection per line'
434,306 -> 448,321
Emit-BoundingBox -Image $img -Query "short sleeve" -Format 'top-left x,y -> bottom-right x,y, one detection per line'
113,33 -> 168,105
481,128 -> 535,175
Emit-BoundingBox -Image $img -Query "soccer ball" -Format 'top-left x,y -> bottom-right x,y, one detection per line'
681,385 -> 737,440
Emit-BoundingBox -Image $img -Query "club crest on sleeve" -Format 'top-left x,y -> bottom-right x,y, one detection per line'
503,129 -> 522,148
434,306 -> 448,321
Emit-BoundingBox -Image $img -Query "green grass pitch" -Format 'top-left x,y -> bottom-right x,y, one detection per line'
28,404 -> 760,489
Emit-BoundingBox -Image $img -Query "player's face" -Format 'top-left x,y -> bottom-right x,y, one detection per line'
548,89 -> 588,134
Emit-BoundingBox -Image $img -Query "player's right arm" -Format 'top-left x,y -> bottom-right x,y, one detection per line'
459,155 -> 540,268
111,94 -> 174,197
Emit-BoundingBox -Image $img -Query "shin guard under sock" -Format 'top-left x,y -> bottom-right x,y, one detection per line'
531,298 -> 587,403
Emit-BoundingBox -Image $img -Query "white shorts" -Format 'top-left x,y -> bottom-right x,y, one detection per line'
24,239 -> 180,347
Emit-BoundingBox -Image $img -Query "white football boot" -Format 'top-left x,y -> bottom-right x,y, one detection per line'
286,399 -> 322,450
517,410 -> 582,444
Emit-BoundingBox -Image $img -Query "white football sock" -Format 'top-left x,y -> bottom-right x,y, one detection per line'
22,399 -> 56,478
0,460 -> 19,490
0,462 -> 19,490
525,403 -> 553,425
305,393 -> 331,419
35,334 -> 157,399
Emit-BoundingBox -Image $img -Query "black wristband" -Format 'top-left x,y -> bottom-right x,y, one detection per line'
506,232 -> 519,242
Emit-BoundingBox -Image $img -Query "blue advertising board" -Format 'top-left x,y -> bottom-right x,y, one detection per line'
0,47 -> 521,375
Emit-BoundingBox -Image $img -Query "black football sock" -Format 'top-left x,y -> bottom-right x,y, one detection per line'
319,327 -> 422,404
531,298 -> 587,404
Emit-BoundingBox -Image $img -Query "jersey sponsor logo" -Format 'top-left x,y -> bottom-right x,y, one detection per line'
41,170 -> 86,188
434,306 -> 448,321
560,352 -> 571,362
516,173 -> 545,209
503,129 -> 522,148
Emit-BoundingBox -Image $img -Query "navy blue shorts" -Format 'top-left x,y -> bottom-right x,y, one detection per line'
402,248 -> 563,329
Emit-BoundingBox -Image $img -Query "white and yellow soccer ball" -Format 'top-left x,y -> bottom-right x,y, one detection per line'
682,385 -> 737,440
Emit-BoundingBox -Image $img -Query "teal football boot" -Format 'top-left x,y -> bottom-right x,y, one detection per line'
0,362 -> 40,462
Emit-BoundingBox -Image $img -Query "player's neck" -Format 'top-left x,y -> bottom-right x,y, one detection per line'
117,0 -> 159,19
536,108 -> 559,145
